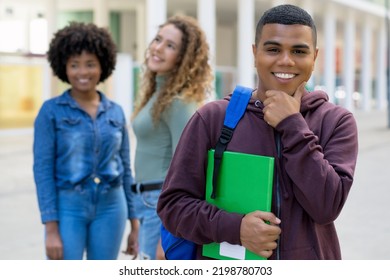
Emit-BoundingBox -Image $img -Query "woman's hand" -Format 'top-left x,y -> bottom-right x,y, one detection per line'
45,221 -> 63,260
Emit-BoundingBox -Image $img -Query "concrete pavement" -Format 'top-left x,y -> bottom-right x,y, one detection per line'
335,109 -> 390,259
1,109 -> 390,260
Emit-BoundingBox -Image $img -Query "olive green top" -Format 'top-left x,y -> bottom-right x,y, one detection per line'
132,75 -> 198,183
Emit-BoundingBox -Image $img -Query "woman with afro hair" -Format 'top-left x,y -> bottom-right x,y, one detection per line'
33,22 -> 137,260
123,14 -> 213,260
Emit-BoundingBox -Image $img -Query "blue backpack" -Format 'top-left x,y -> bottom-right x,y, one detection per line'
161,85 -> 253,260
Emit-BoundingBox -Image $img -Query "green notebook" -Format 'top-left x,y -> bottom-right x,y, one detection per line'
203,149 -> 274,260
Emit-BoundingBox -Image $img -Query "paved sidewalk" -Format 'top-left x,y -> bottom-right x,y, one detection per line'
336,110 -> 390,259
0,109 -> 390,260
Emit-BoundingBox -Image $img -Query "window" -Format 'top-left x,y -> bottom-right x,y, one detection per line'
29,18 -> 48,54
0,19 -> 24,52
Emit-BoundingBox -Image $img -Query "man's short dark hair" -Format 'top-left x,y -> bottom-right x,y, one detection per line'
255,4 -> 317,48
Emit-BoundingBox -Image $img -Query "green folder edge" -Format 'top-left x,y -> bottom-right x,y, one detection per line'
203,149 -> 274,260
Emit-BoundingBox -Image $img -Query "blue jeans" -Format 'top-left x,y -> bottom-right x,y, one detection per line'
133,189 -> 161,260
55,183 -> 127,260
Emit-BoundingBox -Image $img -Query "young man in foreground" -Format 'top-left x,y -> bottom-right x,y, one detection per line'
157,4 -> 358,260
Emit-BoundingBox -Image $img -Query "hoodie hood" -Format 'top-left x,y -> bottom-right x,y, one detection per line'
300,89 -> 329,112
223,89 -> 329,114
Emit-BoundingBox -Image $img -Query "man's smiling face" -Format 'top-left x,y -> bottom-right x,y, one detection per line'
252,23 -> 318,97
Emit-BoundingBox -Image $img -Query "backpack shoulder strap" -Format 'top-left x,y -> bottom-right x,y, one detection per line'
211,85 -> 253,199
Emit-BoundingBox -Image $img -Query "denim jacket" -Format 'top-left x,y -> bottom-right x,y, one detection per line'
33,90 -> 134,223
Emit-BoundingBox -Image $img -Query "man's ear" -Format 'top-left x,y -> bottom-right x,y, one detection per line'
252,44 -> 257,67
312,48 -> 319,71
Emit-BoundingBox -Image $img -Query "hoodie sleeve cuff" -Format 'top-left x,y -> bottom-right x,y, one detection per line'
216,211 -> 244,245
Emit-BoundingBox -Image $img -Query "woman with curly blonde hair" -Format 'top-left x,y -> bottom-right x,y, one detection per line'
123,14 -> 213,260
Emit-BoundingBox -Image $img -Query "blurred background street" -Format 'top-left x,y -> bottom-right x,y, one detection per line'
1,109 -> 390,260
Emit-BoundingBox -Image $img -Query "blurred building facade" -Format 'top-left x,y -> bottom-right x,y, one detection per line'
0,0 -> 389,132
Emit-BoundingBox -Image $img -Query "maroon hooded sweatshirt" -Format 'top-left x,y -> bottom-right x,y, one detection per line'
157,89 -> 358,260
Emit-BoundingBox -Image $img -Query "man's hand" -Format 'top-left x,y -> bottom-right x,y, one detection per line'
240,211 -> 281,258
263,82 -> 306,127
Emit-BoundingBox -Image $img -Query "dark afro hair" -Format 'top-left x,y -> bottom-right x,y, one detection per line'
47,21 -> 117,84
255,4 -> 317,48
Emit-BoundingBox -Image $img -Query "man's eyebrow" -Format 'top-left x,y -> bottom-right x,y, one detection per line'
263,40 -> 281,46
263,40 -> 310,49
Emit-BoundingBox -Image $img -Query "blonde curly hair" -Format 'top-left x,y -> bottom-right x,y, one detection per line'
132,14 -> 213,124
